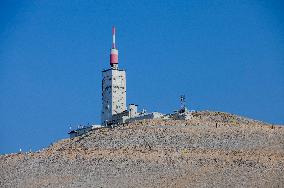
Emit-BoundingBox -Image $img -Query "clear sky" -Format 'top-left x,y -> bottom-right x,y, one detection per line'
1,0 -> 284,154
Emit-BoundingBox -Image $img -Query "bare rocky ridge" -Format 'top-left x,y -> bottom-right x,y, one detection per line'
1,111 -> 284,187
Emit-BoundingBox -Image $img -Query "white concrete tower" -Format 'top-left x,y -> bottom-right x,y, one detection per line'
101,26 -> 126,125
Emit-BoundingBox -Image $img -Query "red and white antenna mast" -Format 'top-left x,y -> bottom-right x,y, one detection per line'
112,26 -> 116,49
110,26 -> 118,68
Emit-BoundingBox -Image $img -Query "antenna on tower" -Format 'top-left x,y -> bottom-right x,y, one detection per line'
112,26 -> 116,49
110,26 -> 119,68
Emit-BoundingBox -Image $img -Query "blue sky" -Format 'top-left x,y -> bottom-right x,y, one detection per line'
1,0 -> 284,154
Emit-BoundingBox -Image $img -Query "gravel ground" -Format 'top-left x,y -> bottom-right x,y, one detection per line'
1,111 -> 284,187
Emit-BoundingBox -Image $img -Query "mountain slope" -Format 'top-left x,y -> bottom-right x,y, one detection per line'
1,111 -> 283,187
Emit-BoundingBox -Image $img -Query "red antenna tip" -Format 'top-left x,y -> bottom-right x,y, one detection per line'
112,26 -> 115,35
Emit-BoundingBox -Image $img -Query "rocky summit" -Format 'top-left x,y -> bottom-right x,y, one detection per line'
1,111 -> 284,187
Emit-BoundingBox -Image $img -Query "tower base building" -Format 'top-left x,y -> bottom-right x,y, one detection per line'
101,68 -> 126,125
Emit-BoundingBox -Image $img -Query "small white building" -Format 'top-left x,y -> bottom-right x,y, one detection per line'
68,124 -> 102,138
129,104 -> 138,118
126,112 -> 164,123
